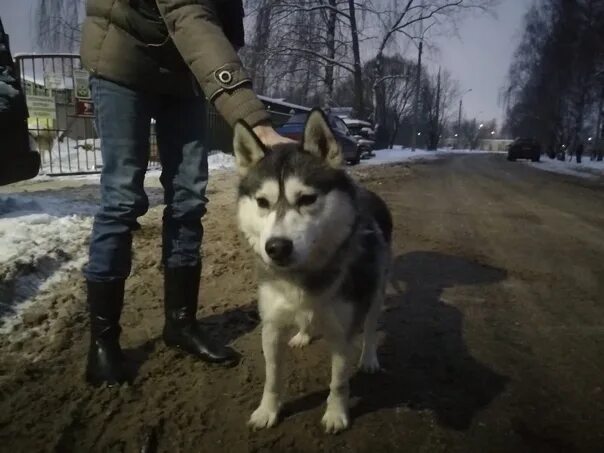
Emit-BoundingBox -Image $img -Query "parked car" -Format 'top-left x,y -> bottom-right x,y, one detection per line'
0,16 -> 40,185
507,138 -> 541,162
277,112 -> 362,164
342,118 -> 375,159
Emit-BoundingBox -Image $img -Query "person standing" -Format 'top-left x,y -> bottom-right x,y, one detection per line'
80,0 -> 292,386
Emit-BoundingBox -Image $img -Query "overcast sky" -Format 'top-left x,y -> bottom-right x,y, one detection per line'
1,0 -> 530,124
428,0 -> 531,125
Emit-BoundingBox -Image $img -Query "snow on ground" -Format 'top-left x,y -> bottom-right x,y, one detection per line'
1,150 -> 236,332
528,158 -> 604,180
39,138 -> 103,174
361,148 -> 438,165
362,146 -> 495,166
0,194 -> 96,333
207,150 -> 236,170
2,147 -> 491,333
35,149 -> 235,182
37,142 -> 494,179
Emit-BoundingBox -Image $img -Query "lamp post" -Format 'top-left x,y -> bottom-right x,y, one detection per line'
457,88 -> 472,148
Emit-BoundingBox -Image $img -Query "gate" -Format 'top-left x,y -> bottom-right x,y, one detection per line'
16,53 -> 160,176
15,54 -> 304,177
15,54 -> 106,175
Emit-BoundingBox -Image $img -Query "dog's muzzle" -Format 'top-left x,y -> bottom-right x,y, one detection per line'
265,237 -> 293,266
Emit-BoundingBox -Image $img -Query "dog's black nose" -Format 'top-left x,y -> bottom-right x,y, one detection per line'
265,237 -> 293,263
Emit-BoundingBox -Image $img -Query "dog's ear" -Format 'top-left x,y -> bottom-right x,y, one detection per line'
302,109 -> 343,168
233,121 -> 267,176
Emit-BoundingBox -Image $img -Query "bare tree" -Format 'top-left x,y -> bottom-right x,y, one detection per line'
35,0 -> 84,52
348,0 -> 364,117
385,75 -> 414,148
244,0 -> 278,94
242,0 -> 384,109
368,0 -> 497,142
503,0 -> 604,153
459,118 -> 496,149
425,68 -> 459,149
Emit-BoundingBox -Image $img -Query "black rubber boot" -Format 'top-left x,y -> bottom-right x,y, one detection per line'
163,264 -> 239,366
85,280 -> 129,386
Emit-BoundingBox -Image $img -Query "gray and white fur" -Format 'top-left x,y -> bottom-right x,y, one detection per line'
233,109 -> 392,433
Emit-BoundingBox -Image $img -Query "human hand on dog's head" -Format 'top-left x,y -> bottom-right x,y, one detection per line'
252,122 -> 296,150
234,109 -> 343,177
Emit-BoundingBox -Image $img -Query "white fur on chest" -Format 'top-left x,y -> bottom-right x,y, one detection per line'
258,279 -> 353,339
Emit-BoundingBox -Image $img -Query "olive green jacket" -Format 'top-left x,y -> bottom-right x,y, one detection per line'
80,0 -> 269,127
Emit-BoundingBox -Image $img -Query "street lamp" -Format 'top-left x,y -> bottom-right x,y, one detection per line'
491,130 -> 495,136
457,88 -> 472,149
479,123 -> 484,129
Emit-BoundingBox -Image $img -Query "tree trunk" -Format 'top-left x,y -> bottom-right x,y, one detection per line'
411,40 -> 423,151
250,0 -> 273,94
372,56 -> 389,148
431,68 -> 441,150
348,0 -> 364,118
389,119 -> 400,149
324,0 -> 338,107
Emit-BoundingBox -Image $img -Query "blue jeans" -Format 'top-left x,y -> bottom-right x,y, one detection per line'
84,77 -> 208,282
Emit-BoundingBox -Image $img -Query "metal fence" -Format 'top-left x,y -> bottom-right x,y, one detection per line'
16,54 -> 103,175
15,53 -> 301,176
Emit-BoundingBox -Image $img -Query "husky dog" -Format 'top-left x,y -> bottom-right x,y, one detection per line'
233,109 -> 392,433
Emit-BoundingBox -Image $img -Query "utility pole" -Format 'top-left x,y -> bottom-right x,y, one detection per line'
457,98 -> 463,148
410,2 -> 425,151
433,67 -> 441,150
456,88 -> 472,149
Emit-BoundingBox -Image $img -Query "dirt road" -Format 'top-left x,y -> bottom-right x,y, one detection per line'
1,154 -> 603,452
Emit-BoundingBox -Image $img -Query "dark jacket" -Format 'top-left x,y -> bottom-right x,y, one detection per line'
0,18 -> 40,185
80,0 -> 269,127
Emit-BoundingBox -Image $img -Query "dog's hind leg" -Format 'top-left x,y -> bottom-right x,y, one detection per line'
249,322 -> 284,429
288,311 -> 313,348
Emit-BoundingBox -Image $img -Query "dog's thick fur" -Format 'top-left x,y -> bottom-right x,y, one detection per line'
233,109 -> 392,433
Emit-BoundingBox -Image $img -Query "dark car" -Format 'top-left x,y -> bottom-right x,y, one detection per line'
343,118 -> 375,159
277,112 -> 362,164
0,17 -> 40,185
507,138 -> 541,162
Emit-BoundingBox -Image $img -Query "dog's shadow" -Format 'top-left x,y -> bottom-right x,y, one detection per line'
286,251 -> 509,431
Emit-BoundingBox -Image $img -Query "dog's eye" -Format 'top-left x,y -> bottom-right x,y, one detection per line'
297,194 -> 318,207
256,197 -> 270,209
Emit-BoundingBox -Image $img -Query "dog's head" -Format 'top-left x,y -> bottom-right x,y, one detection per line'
233,109 -> 357,271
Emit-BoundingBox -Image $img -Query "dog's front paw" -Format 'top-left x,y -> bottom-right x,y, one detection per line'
248,404 -> 279,430
359,352 -> 381,373
321,407 -> 349,433
288,331 -> 312,348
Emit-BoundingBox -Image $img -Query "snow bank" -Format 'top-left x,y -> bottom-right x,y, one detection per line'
208,151 -> 236,170
2,151 -> 235,331
528,158 -> 604,180
361,148 -> 438,166
35,145 -> 235,180
362,147 -> 494,166
0,194 -> 95,333
39,138 -> 103,174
